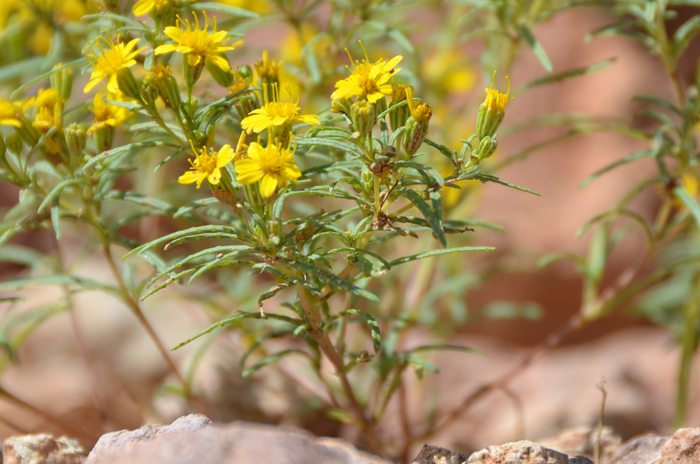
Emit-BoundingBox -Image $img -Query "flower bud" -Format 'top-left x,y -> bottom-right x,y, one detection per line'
152,64 -> 181,110
229,78 -> 258,120
64,123 -> 87,156
183,58 -> 204,89
267,218 -> 282,238
350,100 -> 376,135
361,166 -> 373,190
139,75 -> 159,106
403,88 -> 432,156
116,67 -> 141,100
6,133 -> 23,155
93,125 -> 114,153
207,56 -> 234,87
474,135 -> 498,162
50,63 -> 73,101
255,51 -> 282,103
16,118 -> 40,148
331,98 -> 351,117
389,84 -> 411,132
476,72 -> 510,139
235,64 -> 253,81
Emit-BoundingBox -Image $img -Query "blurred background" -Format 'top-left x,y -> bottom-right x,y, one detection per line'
0,0 -> 699,460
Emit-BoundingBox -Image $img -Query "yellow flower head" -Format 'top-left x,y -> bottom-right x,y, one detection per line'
332,42 -> 402,104
255,50 -> 284,80
0,99 -> 23,128
228,77 -> 250,94
235,142 -> 301,197
132,0 -> 172,16
483,71 -> 510,113
84,33 -> 147,93
88,92 -> 132,134
405,87 -> 432,124
149,63 -> 172,83
179,141 -> 235,188
32,88 -> 63,132
155,13 -> 242,71
241,89 -> 320,134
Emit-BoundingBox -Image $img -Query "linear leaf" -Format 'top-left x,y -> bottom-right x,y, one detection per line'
517,24 -> 553,73
323,309 -> 381,353
398,189 -> 446,247
389,246 -> 493,266
580,150 -> 653,188
514,58 -> 616,95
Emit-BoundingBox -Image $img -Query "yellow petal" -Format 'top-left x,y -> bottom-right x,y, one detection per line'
296,114 -> 320,126
154,44 -> 178,56
217,145 -> 235,167
188,54 -> 202,67
132,0 -> 155,15
83,77 -> 103,93
207,54 -> 230,72
235,160 -> 263,185
246,142 -> 264,161
178,171 -> 202,185
259,174 -> 278,197
208,167 -> 222,185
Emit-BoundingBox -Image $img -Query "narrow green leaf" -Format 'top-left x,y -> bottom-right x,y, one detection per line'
398,189 -> 446,247
405,344 -> 484,356
276,257 -> 379,302
424,138 -> 458,167
517,24 -> 553,72
389,246 -> 494,267
37,179 -> 79,213
472,173 -> 540,196
580,150 -> 653,188
674,15 -> 700,56
172,312 -> 300,350
242,350 -> 310,377
296,137 -> 365,157
323,309 -> 381,353
190,2 -> 259,17
674,185 -> 700,229
514,58 -> 616,95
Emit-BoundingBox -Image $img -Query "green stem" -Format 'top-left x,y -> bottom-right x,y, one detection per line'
674,271 -> 700,428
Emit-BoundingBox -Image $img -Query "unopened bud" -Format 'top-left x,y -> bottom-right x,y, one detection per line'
473,135 -> 498,162
389,84 -> 411,132
183,58 -> 204,88
255,51 -> 282,103
50,63 -> 73,101
6,133 -> 23,155
152,65 -> 181,110
331,98 -> 351,117
64,123 -> 86,156
235,64 -> 253,81
350,100 -> 376,135
116,67 -> 141,100
139,75 -> 159,106
93,126 -> 114,153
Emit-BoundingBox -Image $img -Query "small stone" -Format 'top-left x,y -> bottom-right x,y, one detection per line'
466,440 -> 569,464
86,420 -> 390,464
655,428 -> 700,464
412,444 -> 467,464
568,456 -> 594,464
538,425 -> 621,463
85,413 -> 212,463
609,433 -> 668,464
3,434 -> 86,464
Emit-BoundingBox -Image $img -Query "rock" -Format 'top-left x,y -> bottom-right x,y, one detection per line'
656,428 -> 700,464
466,440 -> 569,464
412,444 -> 468,464
568,457 -> 594,464
86,420 -> 391,464
609,433 -> 668,464
538,425 -> 622,464
3,433 -> 86,464
85,413 -> 212,462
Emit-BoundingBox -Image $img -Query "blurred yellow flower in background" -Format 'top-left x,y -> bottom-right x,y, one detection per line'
133,0 -> 173,16
215,0 -> 270,14
0,99 -> 23,128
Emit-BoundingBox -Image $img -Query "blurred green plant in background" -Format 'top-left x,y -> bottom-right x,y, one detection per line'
0,0 -> 699,461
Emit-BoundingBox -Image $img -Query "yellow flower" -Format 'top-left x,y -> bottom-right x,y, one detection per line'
87,92 -> 132,134
255,50 -> 283,80
31,88 -> 62,132
179,142 -> 235,188
155,13 -> 242,71
483,71 -> 511,113
405,86 -> 432,124
0,99 -> 23,128
84,33 -> 147,93
234,142 -> 301,197
28,21 -> 53,55
332,44 -> 402,104
216,0 -> 269,14
241,95 -> 320,134
132,0 -> 172,16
